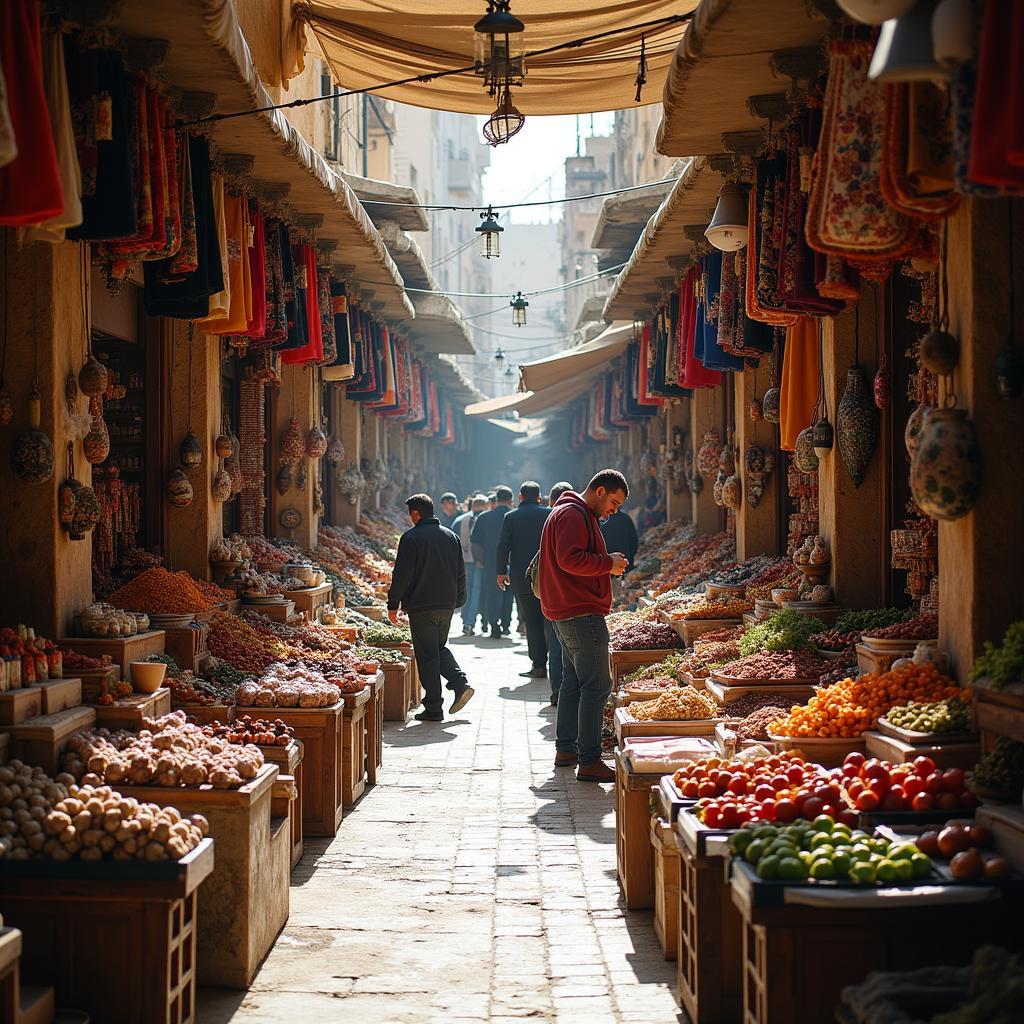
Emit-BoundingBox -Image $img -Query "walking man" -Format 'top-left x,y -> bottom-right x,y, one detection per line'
496,481 -> 550,680
388,494 -> 475,722
452,494 -> 487,635
538,470 -> 629,782
438,492 -> 460,529
471,485 -> 514,639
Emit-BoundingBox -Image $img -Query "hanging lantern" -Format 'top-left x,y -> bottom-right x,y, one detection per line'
179,430 -> 203,469
166,467 -> 194,508
794,427 -> 819,475
306,425 -> 329,459
476,206 -> 504,259
482,86 -> 525,147
910,407 -> 983,520
762,386 -> 781,424
905,402 -> 929,456
78,354 -> 108,399
868,2 -> 945,83
932,0 -> 975,66
873,354 -> 891,409
696,430 -> 724,475
494,346 -> 506,368
812,417 -> 835,460
705,184 -> 749,252
326,437 -> 346,467
510,291 -> 529,327
836,0 -> 916,24
10,386 -> 55,485
919,327 -> 959,375
836,366 -> 879,486
82,413 -> 109,465
215,433 -> 234,459
281,417 -> 305,464
276,463 -> 293,495
474,1 -> 526,97
211,467 -> 232,503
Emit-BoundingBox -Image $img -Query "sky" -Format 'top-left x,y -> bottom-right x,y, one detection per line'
478,112 -> 616,224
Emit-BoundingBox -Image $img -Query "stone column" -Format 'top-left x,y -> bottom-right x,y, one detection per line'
690,387 -> 723,534
734,368 -> 778,559
332,389 -> 361,526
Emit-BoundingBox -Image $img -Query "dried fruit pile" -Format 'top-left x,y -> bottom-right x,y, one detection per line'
60,648 -> 112,672
203,717 -> 294,747
650,530 -> 735,597
743,561 -> 803,601
861,614 -> 938,642
680,642 -> 742,678
108,568 -> 214,615
693,625 -> 746,647
722,691 -> 799,720
193,579 -> 236,604
810,629 -> 862,651
245,535 -> 288,565
716,651 -> 835,681
624,676 -> 677,693
674,597 -> 753,620
237,663 -> 342,708
609,619 -> 682,652
884,696 -> 971,735
629,687 -> 718,721
207,613 -> 287,673
735,706 -> 796,741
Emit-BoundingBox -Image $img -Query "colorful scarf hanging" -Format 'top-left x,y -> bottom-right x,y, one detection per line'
197,189 -> 250,333
746,154 -> 799,327
698,251 -> 744,372
280,226 -> 308,350
246,201 -> 267,340
317,266 -> 337,365
779,316 -> 820,452
282,242 -> 323,363
324,279 -> 355,379
680,268 -> 722,388
166,132 -> 197,279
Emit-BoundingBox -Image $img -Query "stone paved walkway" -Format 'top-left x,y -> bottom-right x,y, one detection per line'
199,624 -> 681,1024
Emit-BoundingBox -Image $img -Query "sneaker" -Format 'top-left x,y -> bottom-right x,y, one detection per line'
554,751 -> 578,767
576,760 -> 616,783
414,710 -> 444,722
450,686 -> 475,714
488,627 -> 502,639
462,625 -> 474,636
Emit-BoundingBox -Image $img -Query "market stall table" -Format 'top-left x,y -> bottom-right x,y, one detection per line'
289,583 -> 333,619
8,706 -> 96,773
864,729 -> 980,771
341,684 -> 373,807
614,707 -> 722,745
261,739 -> 305,870
613,747 -> 662,910
650,815 -> 679,960
58,631 -> 167,675
92,688 -> 172,730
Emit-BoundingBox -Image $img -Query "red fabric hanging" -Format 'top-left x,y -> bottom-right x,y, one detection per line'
245,202 -> 267,339
281,242 -> 323,364
680,269 -> 721,389
0,0 -> 63,226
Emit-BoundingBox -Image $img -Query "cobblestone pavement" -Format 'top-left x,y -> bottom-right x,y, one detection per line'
199,624 -> 682,1024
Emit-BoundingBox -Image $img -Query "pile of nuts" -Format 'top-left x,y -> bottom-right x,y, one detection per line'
674,597 -> 753,620
202,716 -> 294,747
862,614 -> 938,642
63,712 -> 265,789
693,626 -> 746,648
716,651 -> 835,680
810,629 -> 862,651
735,706 -> 794,741
237,663 -> 339,708
624,676 -> 677,693
681,642 -> 742,678
630,687 -> 718,721
722,691 -> 800,719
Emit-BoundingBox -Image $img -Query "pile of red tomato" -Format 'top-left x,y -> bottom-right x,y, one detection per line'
840,752 -> 978,813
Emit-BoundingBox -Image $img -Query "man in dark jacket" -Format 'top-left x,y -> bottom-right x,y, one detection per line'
438,492 -> 459,529
388,494 -> 474,722
538,470 -> 629,782
600,508 -> 639,571
471,485 -> 513,639
496,481 -> 550,679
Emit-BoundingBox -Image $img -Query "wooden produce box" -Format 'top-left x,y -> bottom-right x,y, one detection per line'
265,702 -> 345,838
262,740 -> 304,870
0,687 -> 43,727
37,677 -> 81,714
353,605 -> 384,622
8,706 -> 96,773
705,679 -> 816,706
675,618 -> 743,647
115,765 -> 288,989
382,662 -> 411,723
674,822 -> 742,1024
976,804 -> 1024,873
76,664 -> 121,703
0,926 -> 24,1024
855,642 -> 912,676
366,670 -> 386,786
766,732 -> 867,768
163,624 -> 209,674
58,630 -> 167,674
650,815 -> 679,961
864,730 -> 980,771
0,839 -> 214,1023
973,681 -> 1024,748
614,706 -> 721,745
92,688 -> 172,731
656,774 -> 692,825
609,648 -> 681,686
241,600 -> 295,624
176,703 -> 233,726
323,624 -> 358,643
613,747 -> 660,910
341,686 -> 372,808
289,583 -> 333,619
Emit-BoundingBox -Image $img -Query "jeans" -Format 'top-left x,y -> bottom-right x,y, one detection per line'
546,619 -> 563,695
461,564 -> 481,629
479,573 -> 503,630
516,590 -> 548,670
552,615 -> 613,766
407,610 -> 468,715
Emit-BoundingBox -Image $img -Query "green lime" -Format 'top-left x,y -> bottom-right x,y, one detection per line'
876,860 -> 899,883
831,852 -> 853,877
850,861 -> 876,885
810,858 -> 836,880
892,859 -> 914,882
832,822 -> 853,836
745,839 -> 768,865
778,857 -> 806,880
887,843 -> 918,863
752,826 -> 778,841
851,844 -> 873,862
799,850 -> 816,866
811,814 -> 835,834
729,831 -> 754,855
757,855 -> 781,880
910,853 -> 931,879
810,832 -> 834,850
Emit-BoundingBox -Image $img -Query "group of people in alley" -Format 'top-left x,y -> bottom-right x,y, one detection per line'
386,471 -> 636,783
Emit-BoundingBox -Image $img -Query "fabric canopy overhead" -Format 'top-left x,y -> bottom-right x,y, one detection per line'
519,321 -> 634,393
291,1 -> 698,115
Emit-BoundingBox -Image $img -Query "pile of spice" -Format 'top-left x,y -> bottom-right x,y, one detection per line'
622,653 -> 684,685
861,614 -> 938,642
108,568 -> 214,615
673,597 -> 752,620
680,641 -> 742,678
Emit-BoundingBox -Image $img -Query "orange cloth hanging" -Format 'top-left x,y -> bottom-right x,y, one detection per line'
198,190 -> 250,334
779,316 -> 820,452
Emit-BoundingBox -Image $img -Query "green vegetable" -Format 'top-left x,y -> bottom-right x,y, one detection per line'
834,607 -> 914,633
969,621 -> 1024,688
738,610 -> 819,656
623,653 -> 684,684
360,622 -> 411,646
355,645 -> 407,665
147,653 -> 181,676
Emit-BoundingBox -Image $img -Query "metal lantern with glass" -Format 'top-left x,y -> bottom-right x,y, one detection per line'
474,1 -> 526,96
494,346 -> 506,368
510,292 -> 529,327
476,206 -> 503,259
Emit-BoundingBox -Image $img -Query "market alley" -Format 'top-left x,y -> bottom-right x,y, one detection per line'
198,626 -> 680,1024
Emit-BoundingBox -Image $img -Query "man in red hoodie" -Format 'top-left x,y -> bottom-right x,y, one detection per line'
538,470 -> 629,783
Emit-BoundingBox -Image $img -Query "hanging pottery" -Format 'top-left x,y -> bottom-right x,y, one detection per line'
762,386 -> 781,424
744,445 -> 771,508
905,402 -> 928,456
794,426 -> 819,475
813,417 -> 835,460
306,425 -> 328,459
58,478 -> 78,532
215,433 -> 234,459
749,397 -> 763,422
712,473 -> 726,507
910,407 -> 983,520
836,366 -> 878,486
873,354 -> 891,409
10,387 -> 55,485
82,415 -> 110,464
70,484 -> 101,539
166,467 -> 194,508
919,328 -> 959,375
276,462 -> 293,495
78,354 -> 108,398
281,418 -> 305,465
0,386 -> 12,427
696,430 -> 724,475
718,446 -> 735,476
722,474 -> 742,510
179,430 -> 203,469
326,438 -> 345,467
211,466 -> 232,503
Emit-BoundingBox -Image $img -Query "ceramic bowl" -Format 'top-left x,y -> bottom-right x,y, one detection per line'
129,661 -> 166,694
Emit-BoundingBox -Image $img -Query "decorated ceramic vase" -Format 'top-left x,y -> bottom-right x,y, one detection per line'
873,355 -> 890,410
696,430 -> 724,475
762,386 -> 781,424
712,473 -> 725,507
910,407 -> 983,520
180,430 -> 203,469
211,468 -> 232,502
905,402 -> 928,456
215,434 -> 234,459
166,467 -> 194,508
70,484 -> 101,538
836,366 -> 878,487
326,438 -> 346,467
813,417 -> 834,460
306,425 -> 329,459
296,460 -> 307,492
78,354 -> 108,398
794,426 -> 819,475
82,416 -> 110,464
10,390 -> 55,485
281,418 -> 305,464
276,463 -> 293,495
722,474 -> 742,510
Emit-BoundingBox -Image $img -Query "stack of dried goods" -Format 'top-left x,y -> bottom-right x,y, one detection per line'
108,568 -> 214,615
680,642 -> 742,678
693,625 -> 746,647
63,712 -> 264,789
355,645 -> 407,665
245,535 -> 288,565
609,619 -> 682,651
810,628 -> 862,652
735,705 -> 796,742
629,687 -> 718,721
203,717 -> 294,747
716,650 -> 835,681
624,676 -> 677,694
861,614 -> 938,642
884,696 -> 971,735
236,664 -> 341,708
59,648 -> 112,673
193,578 -> 236,604
360,622 -> 411,646
1,625 -> 64,687
207,613 -> 287,673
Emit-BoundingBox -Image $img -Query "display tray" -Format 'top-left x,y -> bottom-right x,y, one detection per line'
710,669 -> 821,689
675,806 -> 734,857
146,613 -> 196,630
779,602 -> 843,624
656,774 -> 695,824
705,679 -> 816,705
615,688 -> 666,706
706,583 -> 745,600
673,617 -> 744,647
0,836 -> 214,883
613,706 -> 721,744
875,717 -> 976,745
240,594 -> 285,605
860,635 -> 937,652
680,671 -> 708,690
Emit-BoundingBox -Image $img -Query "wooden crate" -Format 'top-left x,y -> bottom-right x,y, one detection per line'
0,839 -> 214,1023
241,600 -> 295,624
37,677 -> 82,714
766,732 -> 867,768
976,804 -> 1024,873
855,642 -> 913,676
323,624 -> 358,643
650,815 -> 679,961
864,730 -> 980,771
614,706 -> 721,745
76,664 -> 121,703
609,648 -> 682,686
366,671 -> 386,786
58,631 -> 167,674
0,687 -> 43,726
8,706 -> 96,773
176,703 -> 233,726
265,702 -> 345,838
613,747 -> 659,910
262,740 -> 305,870
353,605 -> 384,622
162,625 -> 209,674
92,688 -> 172,731
676,618 -> 744,647
382,662 -> 410,723
973,682 -> 1024,747
674,827 -> 742,1024
342,687 -> 371,808
116,765 -> 288,989
0,926 -> 20,1024
705,679 -> 816,706
289,583 -> 333,619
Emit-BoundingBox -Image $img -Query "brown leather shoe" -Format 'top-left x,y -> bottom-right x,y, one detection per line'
553,752 -> 578,767
576,760 -> 616,783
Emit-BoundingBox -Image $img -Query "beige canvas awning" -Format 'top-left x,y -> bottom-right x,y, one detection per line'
290,1 -> 698,115
591,173 -> 679,267
109,0 -> 413,324
342,173 -> 430,232
602,156 -> 725,320
519,322 -> 634,393
657,0 -> 831,158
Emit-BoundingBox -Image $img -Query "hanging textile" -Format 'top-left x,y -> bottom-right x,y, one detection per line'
256,215 -> 287,346
26,27 -> 82,241
282,242 -> 323,363
966,0 -> 1024,191
198,188 -> 250,333
166,133 -> 197,278
280,225 -> 308,350
0,60 -> 16,169
698,251 -> 744,373
680,269 -> 721,389
246,201 -> 267,340
805,40 -> 915,268
779,316 -> 820,452
0,0 -> 63,226
746,153 -> 799,327
950,60 -> 1005,197
196,174 -> 231,325
324,279 -> 355,380
637,329 -> 664,407
317,266 -> 336,365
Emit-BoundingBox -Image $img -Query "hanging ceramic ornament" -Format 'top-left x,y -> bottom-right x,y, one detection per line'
281,417 -> 305,465
10,386 -> 55,484
166,467 -> 193,507
794,426 -> 819,475
696,430 -> 724,475
296,460 -> 308,492
813,418 -> 834,460
211,465 -> 232,502
179,430 -> 203,469
326,438 -> 345,467
910,406 -> 983,520
744,445 -> 771,507
873,354 -> 891,409
276,462 -> 293,495
71,483 -> 101,538
836,366 -> 878,486
280,507 -> 302,531
712,472 -> 726,507
919,328 -> 959,376
762,386 -> 781,424
215,433 -> 234,459
82,415 -> 109,465
78,354 -> 108,399
306,425 -> 328,459
722,474 -> 742,510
